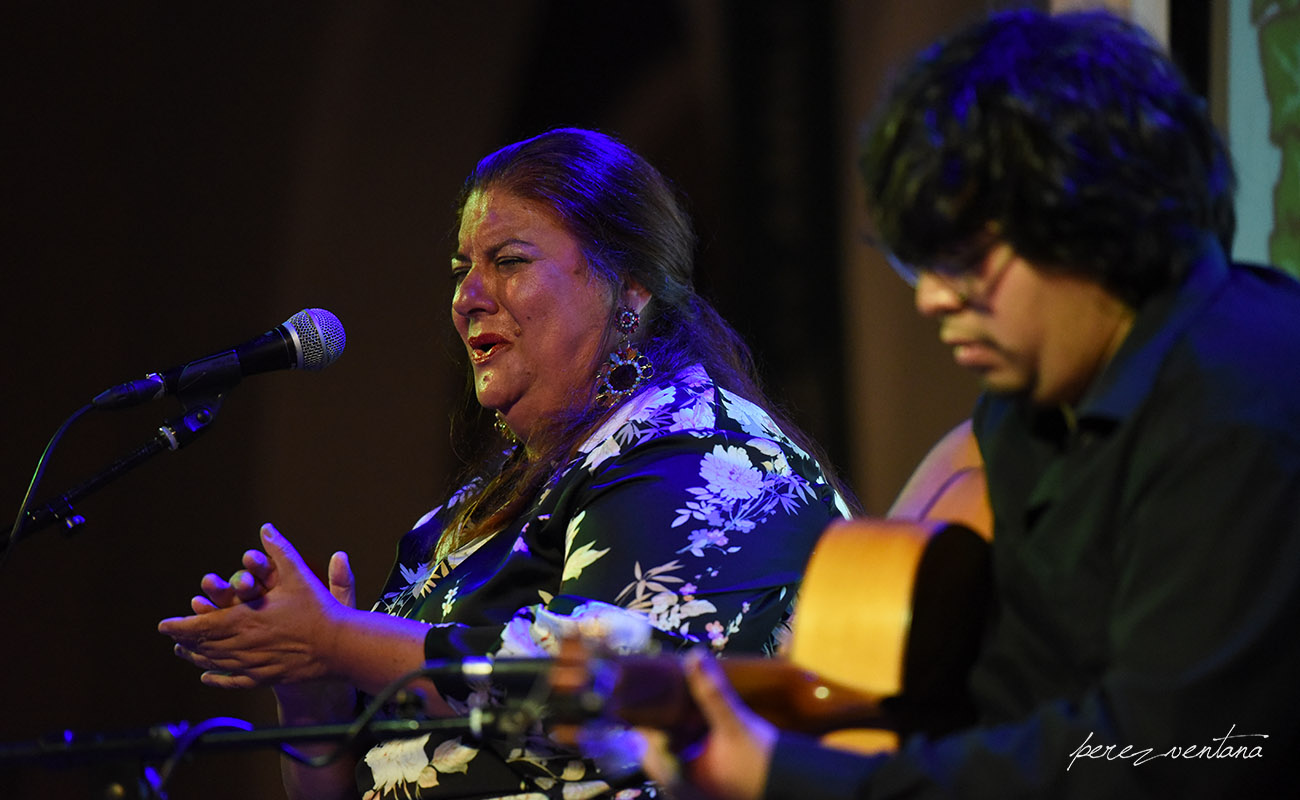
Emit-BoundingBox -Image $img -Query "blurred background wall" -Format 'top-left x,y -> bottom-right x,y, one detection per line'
1,1 -> 1221,797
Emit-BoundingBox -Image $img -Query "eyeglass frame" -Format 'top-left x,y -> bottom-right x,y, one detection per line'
870,235 -> 1014,307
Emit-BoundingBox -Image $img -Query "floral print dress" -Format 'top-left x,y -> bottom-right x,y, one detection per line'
357,366 -> 850,799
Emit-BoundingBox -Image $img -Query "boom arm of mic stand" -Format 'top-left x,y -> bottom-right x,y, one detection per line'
10,400 -> 224,547
0,714 -> 486,769
0,714 -> 491,800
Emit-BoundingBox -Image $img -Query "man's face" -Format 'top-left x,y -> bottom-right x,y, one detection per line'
914,242 -> 1136,406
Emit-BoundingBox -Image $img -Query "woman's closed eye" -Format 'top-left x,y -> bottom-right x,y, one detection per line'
495,255 -> 529,271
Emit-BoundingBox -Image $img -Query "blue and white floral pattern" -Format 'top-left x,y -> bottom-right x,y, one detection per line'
358,366 -> 847,799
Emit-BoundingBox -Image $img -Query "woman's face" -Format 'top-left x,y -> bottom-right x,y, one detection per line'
452,188 -> 615,439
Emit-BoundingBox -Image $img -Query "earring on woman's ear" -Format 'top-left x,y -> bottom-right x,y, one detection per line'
494,411 -> 519,444
596,306 -> 654,403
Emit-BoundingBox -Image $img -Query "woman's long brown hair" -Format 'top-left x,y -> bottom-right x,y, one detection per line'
436,128 -> 859,564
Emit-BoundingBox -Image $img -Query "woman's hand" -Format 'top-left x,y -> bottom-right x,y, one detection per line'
191,546 -> 280,614
159,523 -> 355,689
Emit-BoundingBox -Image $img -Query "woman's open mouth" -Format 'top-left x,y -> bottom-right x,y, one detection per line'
468,333 -> 509,364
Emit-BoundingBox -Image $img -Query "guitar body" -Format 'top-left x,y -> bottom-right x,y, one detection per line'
789,518 -> 992,752
788,420 -> 994,752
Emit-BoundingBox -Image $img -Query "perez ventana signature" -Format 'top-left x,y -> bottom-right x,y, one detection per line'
1068,725 -> 1267,770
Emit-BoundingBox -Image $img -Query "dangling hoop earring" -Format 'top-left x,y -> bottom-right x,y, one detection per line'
493,411 -> 519,444
596,306 -> 654,403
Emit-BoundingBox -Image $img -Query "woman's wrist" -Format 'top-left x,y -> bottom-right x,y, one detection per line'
315,602 -> 358,682
321,606 -> 435,696
275,680 -> 357,725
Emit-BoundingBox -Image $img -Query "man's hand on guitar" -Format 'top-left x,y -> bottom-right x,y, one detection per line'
642,649 -> 778,800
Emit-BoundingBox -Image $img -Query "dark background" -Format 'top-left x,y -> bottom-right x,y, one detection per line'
0,1 -> 1033,797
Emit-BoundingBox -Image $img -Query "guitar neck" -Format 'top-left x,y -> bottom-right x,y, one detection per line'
578,654 -> 889,735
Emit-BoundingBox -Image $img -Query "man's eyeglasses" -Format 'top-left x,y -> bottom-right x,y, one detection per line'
875,240 -> 1013,308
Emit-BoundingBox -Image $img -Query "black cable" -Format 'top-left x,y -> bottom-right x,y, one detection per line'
148,717 -> 255,797
280,658 -> 554,768
2,402 -> 93,573
282,663 -> 470,768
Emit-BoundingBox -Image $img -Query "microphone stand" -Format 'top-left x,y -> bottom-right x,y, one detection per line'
0,713 -> 500,800
1,660 -> 566,799
6,354 -> 242,551
12,402 -> 222,544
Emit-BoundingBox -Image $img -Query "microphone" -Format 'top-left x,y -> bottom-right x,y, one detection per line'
91,308 -> 347,409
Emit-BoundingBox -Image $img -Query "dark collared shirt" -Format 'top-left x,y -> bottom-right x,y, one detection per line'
766,242 -> 1300,798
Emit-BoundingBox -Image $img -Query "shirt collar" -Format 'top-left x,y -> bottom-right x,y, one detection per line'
1073,234 -> 1231,425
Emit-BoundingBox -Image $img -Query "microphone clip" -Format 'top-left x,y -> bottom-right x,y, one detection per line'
93,350 -> 244,412
172,351 -> 242,410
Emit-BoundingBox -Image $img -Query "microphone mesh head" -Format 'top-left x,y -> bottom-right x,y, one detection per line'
286,308 -> 347,371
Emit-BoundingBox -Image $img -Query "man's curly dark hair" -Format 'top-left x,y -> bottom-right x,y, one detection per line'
860,9 -> 1236,307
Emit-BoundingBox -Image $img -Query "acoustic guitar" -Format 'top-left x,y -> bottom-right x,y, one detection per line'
552,420 -> 994,752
